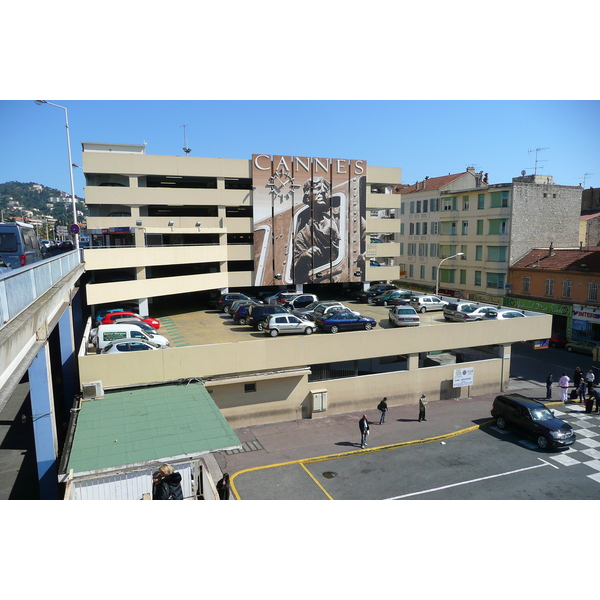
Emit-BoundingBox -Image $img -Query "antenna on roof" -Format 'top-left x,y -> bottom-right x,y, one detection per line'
575,173 -> 593,187
528,147 -> 549,175
182,125 -> 191,156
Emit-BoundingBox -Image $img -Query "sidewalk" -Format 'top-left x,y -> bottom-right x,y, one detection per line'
212,378 -> 550,481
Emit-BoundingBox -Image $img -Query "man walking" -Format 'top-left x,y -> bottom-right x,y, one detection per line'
378,397 -> 388,424
359,414 -> 369,449
418,394 -> 427,422
558,373 -> 570,403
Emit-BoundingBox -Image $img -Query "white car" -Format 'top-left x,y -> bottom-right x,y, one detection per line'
410,295 -> 448,313
101,338 -> 165,353
452,306 -> 499,322
263,314 -> 316,337
388,305 -> 420,327
492,309 -> 525,320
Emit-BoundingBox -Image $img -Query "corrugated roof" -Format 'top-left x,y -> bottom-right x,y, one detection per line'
67,383 -> 241,475
511,248 -> 600,271
395,172 -> 469,195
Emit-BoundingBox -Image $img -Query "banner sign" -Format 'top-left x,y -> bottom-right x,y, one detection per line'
252,154 -> 367,286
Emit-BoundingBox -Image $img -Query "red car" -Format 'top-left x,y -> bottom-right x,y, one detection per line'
100,311 -> 160,330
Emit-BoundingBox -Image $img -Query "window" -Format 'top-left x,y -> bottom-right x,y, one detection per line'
429,243 -> 438,258
490,191 -> 509,208
487,246 -> 507,262
400,203 -> 405,215
477,220 -> 484,235
440,221 -> 456,235
409,223 -> 415,235
399,242 -> 404,256
430,198 -> 439,212
589,282 -> 598,302
409,201 -> 415,214
475,245 -> 483,261
407,243 -> 416,256
562,280 -> 572,299
477,194 -> 485,209
439,245 -> 457,259
443,196 -> 457,211
409,264 -> 414,278
460,245 -> 467,259
431,222 -> 439,235
545,278 -> 554,296
244,383 -> 257,393
489,219 -> 508,235
474,271 -> 482,286
486,272 -> 506,289
416,200 -> 421,213
462,221 -> 468,235
420,265 -> 426,279
462,196 -> 470,210
460,269 -> 467,284
432,266 -> 438,280
422,222 -> 428,235
400,223 -> 404,235
418,243 -> 428,257
522,276 -> 530,293
415,222 -> 421,235
422,201 -> 428,213
439,269 -> 456,284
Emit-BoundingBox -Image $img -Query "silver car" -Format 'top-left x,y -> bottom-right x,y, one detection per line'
263,314 -> 316,337
410,295 -> 448,313
388,306 -> 420,327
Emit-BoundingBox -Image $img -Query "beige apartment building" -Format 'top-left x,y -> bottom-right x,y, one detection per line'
79,144 -> 552,427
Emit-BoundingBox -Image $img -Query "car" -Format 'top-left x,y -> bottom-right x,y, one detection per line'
316,310 -> 377,333
451,305 -> 500,322
100,311 -> 160,329
491,309 -> 525,320
549,332 -> 568,348
100,338 -> 165,354
282,293 -> 319,310
0,256 -> 12,274
102,318 -> 163,337
247,304 -> 290,331
356,284 -> 399,303
388,305 -> 420,327
216,293 -> 255,314
410,295 -> 448,313
90,323 -> 170,351
232,302 -> 261,325
0,221 -> 44,268
490,393 -> 576,450
229,299 -> 261,319
263,314 -> 316,337
443,302 -> 477,321
95,307 -> 128,324
311,303 -> 355,321
266,291 -> 299,306
291,300 -> 345,321
371,289 -> 413,306
565,340 -> 599,355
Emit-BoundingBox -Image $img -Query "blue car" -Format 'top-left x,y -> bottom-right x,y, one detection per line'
316,310 -> 377,333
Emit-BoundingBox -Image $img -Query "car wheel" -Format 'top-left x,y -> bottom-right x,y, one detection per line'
419,306 -> 427,314
238,317 -> 246,325
566,345 -> 573,352
256,321 -> 266,331
496,416 -> 507,429
305,327 -> 314,335
367,298 -> 374,305
550,342 -> 557,348
537,435 -> 549,450
383,301 -> 388,306
330,325 -> 339,334
224,306 -> 231,314
364,322 -> 372,331
269,329 -> 278,337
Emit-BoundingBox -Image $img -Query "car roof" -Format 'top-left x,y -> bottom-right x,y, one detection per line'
495,393 -> 546,408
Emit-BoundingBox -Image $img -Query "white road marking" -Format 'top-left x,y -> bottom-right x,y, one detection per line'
385,459 -> 556,500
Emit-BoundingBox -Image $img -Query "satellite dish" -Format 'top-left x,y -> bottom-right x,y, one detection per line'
521,170 -> 526,176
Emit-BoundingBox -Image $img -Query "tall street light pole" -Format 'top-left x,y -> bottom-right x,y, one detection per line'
35,100 -> 79,252
435,252 -> 464,297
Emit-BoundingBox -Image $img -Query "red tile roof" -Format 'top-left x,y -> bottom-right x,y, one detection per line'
511,248 -> 600,272
394,172 -> 469,195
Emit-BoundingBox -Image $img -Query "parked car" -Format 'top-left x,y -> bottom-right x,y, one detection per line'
263,314 -> 316,337
247,304 -> 290,331
356,284 -> 399,303
232,302 -> 261,325
491,309 -> 525,320
229,299 -> 260,316
549,332 -> 568,348
388,305 -> 420,327
216,293 -> 255,314
371,289 -> 413,306
451,305 -> 500,322
491,393 -> 576,450
282,293 -> 318,310
565,340 -> 599,354
0,221 -> 44,269
312,303 -> 355,321
316,310 -> 377,333
100,311 -> 160,329
91,323 -> 170,352
265,291 -> 298,305
292,300 -> 345,321
443,302 -> 477,321
105,318 -> 164,337
95,307 -> 128,325
410,295 -> 448,313
0,256 -> 12,274
101,338 -> 165,354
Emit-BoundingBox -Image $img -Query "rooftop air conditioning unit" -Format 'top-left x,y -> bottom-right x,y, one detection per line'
82,381 -> 104,399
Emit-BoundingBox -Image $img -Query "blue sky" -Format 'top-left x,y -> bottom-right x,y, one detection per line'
1,100 -> 599,198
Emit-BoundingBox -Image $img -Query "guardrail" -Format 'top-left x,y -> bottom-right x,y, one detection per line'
0,250 -> 80,329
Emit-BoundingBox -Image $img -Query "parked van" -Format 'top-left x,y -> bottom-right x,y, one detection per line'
0,222 -> 43,269
91,323 -> 170,352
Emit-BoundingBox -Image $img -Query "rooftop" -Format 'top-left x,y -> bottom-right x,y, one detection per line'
511,247 -> 600,272
394,171 -> 471,194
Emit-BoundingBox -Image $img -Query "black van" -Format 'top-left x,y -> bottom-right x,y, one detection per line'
247,305 -> 289,331
0,222 -> 43,269
491,393 -> 576,450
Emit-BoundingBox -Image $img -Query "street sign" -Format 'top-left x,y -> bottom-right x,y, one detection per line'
453,367 -> 474,388
70,223 -> 80,234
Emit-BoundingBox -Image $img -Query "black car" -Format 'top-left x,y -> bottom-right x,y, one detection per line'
371,289 -> 413,306
247,304 -> 290,331
356,284 -> 399,303
216,293 -> 255,314
491,393 -> 576,450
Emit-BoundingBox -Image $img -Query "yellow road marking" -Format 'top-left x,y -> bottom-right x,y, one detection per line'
299,462 -> 334,500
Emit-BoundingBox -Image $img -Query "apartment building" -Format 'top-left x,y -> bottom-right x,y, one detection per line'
396,170 -> 582,301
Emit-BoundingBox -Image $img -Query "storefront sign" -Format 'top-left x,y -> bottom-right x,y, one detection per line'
453,367 -> 474,387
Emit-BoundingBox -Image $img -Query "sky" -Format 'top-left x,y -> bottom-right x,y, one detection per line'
1,99 -> 599,199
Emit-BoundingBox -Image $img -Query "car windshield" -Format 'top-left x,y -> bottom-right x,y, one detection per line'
530,407 -> 554,421
460,306 -> 478,313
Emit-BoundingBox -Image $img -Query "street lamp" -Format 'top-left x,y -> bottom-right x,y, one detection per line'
35,100 -> 79,252
435,252 -> 464,297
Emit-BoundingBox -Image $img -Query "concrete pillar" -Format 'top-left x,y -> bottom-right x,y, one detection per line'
58,308 -> 76,415
28,344 -> 59,500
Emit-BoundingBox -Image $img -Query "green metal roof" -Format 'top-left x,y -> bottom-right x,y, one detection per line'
66,383 -> 240,476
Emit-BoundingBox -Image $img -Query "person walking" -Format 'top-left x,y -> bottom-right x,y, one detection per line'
418,394 -> 427,422
586,369 -> 595,394
578,378 -> 587,403
587,388 -> 600,414
153,463 -> 184,500
546,373 -> 553,400
558,373 -> 570,403
359,414 -> 369,448
378,397 -> 388,424
216,473 -> 230,500
573,366 -> 583,389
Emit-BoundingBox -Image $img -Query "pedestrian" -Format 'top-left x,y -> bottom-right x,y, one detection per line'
418,394 -> 427,422
588,388 -> 600,414
546,373 -> 553,400
558,373 -> 570,403
378,397 -> 388,424
153,463 -> 184,500
578,379 -> 587,403
216,473 -> 230,500
586,369 -> 595,394
359,414 -> 369,448
573,366 -> 583,388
